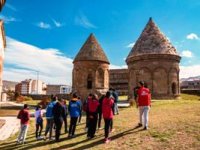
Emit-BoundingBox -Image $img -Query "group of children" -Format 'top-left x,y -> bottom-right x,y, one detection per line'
16,89 -> 118,144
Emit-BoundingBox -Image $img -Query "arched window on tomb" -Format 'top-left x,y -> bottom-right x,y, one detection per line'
96,68 -> 104,88
87,74 -> 93,89
172,82 -> 177,95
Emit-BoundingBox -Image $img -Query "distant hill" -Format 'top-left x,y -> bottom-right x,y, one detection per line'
181,76 -> 200,82
3,80 -> 19,91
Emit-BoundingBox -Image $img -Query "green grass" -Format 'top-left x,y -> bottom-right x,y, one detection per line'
21,100 -> 41,106
0,94 -> 200,149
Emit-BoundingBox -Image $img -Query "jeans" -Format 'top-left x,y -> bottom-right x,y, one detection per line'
139,106 -> 150,127
98,111 -> 102,128
114,103 -> 119,114
35,122 -> 43,138
54,119 -> 63,141
69,117 -> 78,136
87,114 -> 98,138
45,118 -> 54,138
63,115 -> 68,133
17,124 -> 28,144
104,119 -> 112,139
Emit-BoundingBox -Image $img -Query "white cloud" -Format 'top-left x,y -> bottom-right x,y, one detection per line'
3,37 -> 73,84
36,22 -> 51,29
0,15 -> 19,24
110,64 -> 127,69
180,65 -> 200,78
51,18 -> 64,28
180,50 -> 193,58
126,42 -> 135,48
186,33 -> 199,40
75,13 -> 97,29
5,3 -> 17,11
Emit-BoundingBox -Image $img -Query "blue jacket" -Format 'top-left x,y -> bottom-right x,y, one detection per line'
68,99 -> 81,117
46,101 -> 56,118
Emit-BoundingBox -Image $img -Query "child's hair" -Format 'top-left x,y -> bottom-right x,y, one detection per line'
105,91 -> 111,98
35,105 -> 41,110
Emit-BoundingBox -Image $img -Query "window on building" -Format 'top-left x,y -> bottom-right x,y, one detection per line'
87,74 -> 93,89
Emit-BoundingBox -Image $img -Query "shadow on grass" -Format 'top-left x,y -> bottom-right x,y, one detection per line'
53,126 -> 144,150
0,131 -> 86,150
0,126 -> 145,150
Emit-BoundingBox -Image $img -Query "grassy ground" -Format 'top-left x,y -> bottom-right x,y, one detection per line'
0,94 -> 200,150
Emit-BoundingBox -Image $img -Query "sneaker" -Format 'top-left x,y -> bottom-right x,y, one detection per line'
104,138 -> 111,144
68,134 -> 72,138
49,137 -> 55,140
43,136 -> 47,141
137,123 -> 143,127
143,126 -> 148,130
71,135 -> 76,138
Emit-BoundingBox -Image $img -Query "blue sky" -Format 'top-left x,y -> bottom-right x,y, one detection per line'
1,0 -> 200,84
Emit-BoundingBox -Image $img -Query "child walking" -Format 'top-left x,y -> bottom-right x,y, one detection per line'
17,104 -> 30,144
35,105 -> 43,140
102,91 -> 114,143
87,94 -> 99,139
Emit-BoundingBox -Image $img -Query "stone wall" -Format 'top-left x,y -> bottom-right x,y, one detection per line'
109,69 -> 129,95
73,61 -> 109,99
127,54 -> 180,99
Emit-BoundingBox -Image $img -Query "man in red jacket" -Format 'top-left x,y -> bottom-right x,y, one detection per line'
17,104 -> 30,144
136,81 -> 151,130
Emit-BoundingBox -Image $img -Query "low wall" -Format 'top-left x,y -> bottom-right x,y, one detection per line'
181,89 -> 200,95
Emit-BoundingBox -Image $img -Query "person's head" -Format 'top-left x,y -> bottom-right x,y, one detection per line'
24,104 -> 28,109
36,105 -> 41,111
73,93 -> 78,98
109,88 -> 113,91
138,81 -> 145,87
52,96 -> 57,101
88,93 -> 92,98
105,91 -> 111,98
92,94 -> 98,100
78,96 -> 81,100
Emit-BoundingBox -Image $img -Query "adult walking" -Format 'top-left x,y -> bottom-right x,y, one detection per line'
87,94 -> 99,139
98,94 -> 105,129
136,81 -> 151,130
16,104 -> 30,144
62,99 -> 68,133
44,96 -> 57,140
53,99 -> 65,141
102,91 -> 115,143
112,89 -> 119,115
68,93 -> 81,138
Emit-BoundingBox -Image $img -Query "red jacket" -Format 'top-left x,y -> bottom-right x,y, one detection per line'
102,97 -> 114,119
88,98 -> 99,113
137,87 -> 151,106
17,109 -> 30,125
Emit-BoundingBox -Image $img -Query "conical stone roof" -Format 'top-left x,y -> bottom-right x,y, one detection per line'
127,18 -> 178,59
73,33 -> 109,64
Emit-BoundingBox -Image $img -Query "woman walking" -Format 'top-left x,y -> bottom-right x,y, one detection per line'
102,91 -> 115,143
